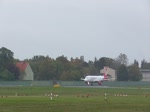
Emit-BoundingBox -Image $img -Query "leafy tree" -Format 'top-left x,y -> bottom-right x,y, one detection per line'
117,64 -> 128,81
0,69 -> 15,81
82,62 -> 89,67
7,63 -> 20,80
115,53 -> 128,66
141,59 -> 150,69
79,60 -> 98,78
50,60 -> 65,80
128,64 -> 142,81
38,60 -> 56,80
0,47 -> 20,80
94,57 -> 115,71
56,56 -> 70,71
56,56 -> 69,65
0,47 -> 14,68
60,70 -> 81,81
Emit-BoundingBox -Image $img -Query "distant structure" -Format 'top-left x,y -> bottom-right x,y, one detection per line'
140,69 -> 150,81
80,56 -> 84,62
100,66 -> 116,81
16,62 -> 34,81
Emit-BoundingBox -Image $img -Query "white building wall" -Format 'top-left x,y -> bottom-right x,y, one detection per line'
141,70 -> 150,81
24,64 -> 34,80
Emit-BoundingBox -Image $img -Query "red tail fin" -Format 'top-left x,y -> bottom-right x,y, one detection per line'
104,66 -> 108,79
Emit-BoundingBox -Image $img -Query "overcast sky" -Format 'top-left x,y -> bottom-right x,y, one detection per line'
0,0 -> 150,63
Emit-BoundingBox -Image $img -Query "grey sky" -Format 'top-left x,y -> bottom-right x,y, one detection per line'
0,0 -> 150,63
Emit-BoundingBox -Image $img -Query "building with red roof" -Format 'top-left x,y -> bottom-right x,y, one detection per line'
16,62 -> 34,80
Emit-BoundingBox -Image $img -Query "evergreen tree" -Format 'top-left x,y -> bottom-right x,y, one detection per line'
128,64 -> 142,81
117,64 -> 128,81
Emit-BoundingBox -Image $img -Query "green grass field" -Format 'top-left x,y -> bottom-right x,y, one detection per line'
0,86 -> 150,112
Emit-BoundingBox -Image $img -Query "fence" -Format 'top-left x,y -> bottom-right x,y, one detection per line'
0,81 -> 150,87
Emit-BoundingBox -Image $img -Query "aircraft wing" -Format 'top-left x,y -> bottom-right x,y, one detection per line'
80,78 -> 85,81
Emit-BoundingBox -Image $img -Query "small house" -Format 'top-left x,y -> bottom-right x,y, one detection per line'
16,62 -> 34,81
140,69 -> 150,81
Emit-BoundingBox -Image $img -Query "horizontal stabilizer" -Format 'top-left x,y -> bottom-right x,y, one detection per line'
81,78 -> 85,80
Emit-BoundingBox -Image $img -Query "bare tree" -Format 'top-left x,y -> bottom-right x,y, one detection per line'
115,53 -> 128,66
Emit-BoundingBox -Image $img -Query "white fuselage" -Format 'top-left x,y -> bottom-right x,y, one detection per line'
83,75 -> 104,82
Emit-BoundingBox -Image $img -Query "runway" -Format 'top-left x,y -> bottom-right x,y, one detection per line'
63,85 -> 150,89
64,85 -> 115,88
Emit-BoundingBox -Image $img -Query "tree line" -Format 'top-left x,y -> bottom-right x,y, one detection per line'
0,47 -> 150,81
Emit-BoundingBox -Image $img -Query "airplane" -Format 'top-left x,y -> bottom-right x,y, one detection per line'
81,67 -> 109,85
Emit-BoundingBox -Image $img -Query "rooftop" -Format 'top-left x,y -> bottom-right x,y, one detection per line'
16,62 -> 28,72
